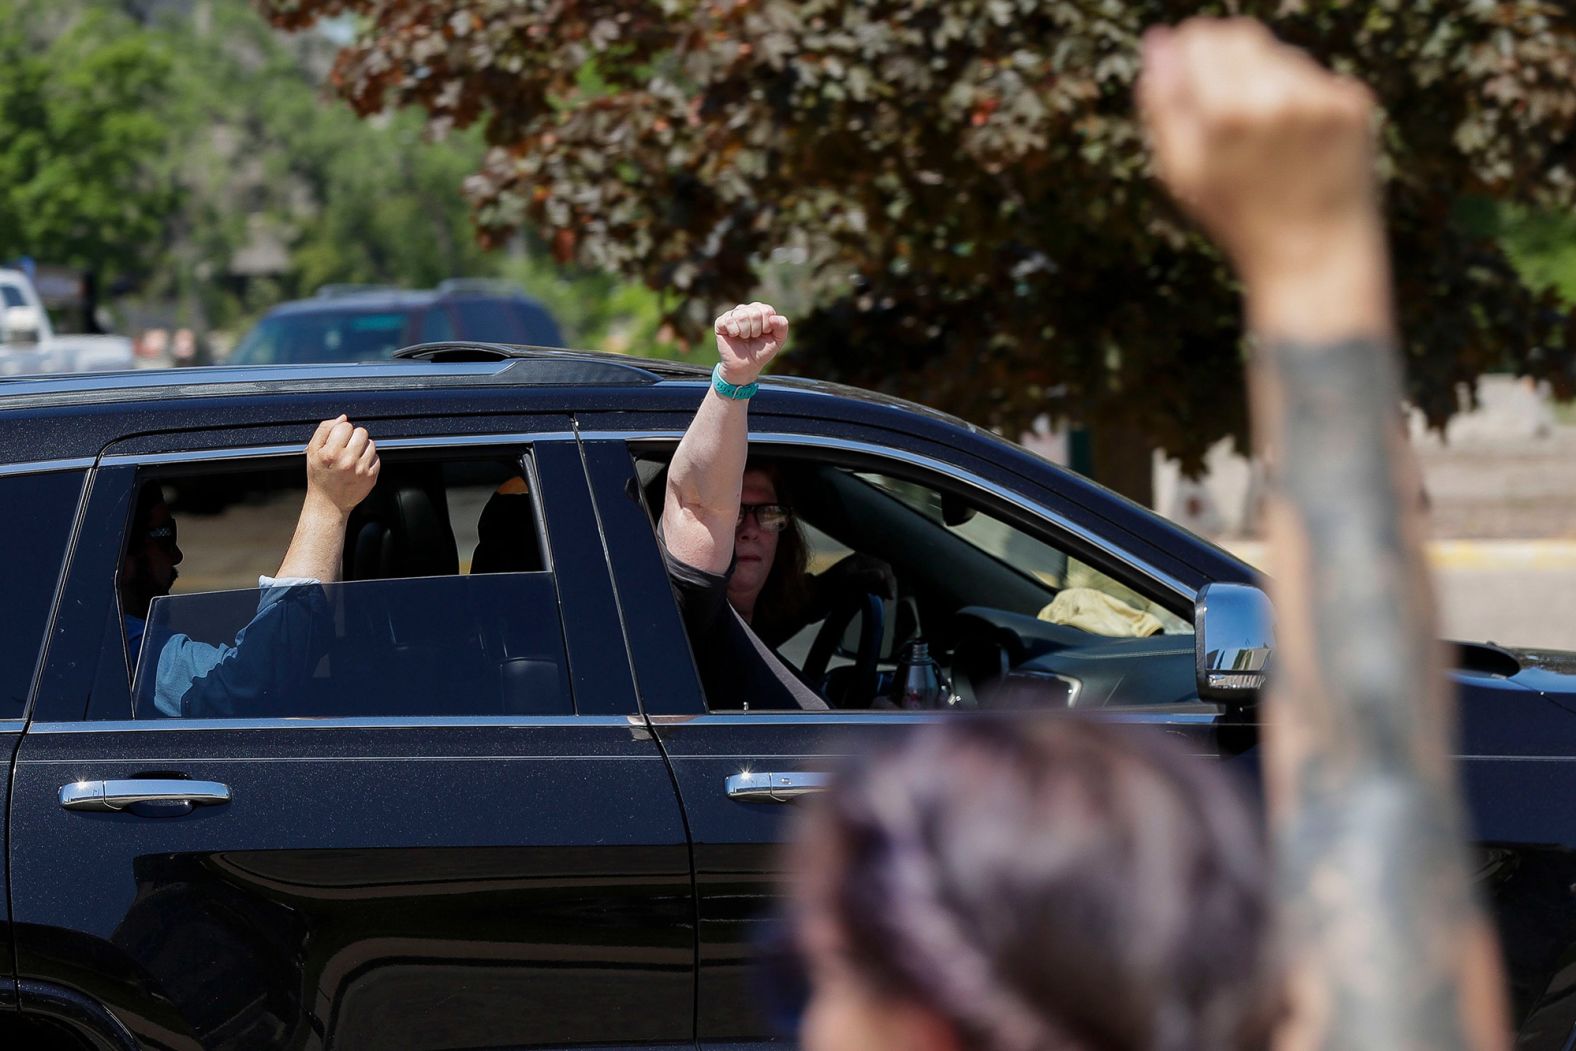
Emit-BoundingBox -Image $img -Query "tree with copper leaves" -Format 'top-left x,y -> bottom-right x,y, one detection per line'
259,0 -> 1576,502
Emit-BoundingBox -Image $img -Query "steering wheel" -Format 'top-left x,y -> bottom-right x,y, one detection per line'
802,591 -> 884,709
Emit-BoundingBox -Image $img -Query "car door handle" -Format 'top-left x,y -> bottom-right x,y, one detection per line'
60,779 -> 232,812
726,771 -> 830,802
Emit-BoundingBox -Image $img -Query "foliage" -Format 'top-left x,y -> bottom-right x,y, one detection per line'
1494,205 -> 1576,305
0,2 -> 177,277
0,0 -> 660,350
130,0 -> 503,331
497,249 -> 683,356
257,0 -> 1576,473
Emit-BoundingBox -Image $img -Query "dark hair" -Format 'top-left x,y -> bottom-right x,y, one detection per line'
794,718 -> 1281,1051
745,458 -> 811,626
130,482 -> 168,541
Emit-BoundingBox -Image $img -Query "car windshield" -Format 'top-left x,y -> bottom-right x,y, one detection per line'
854,471 -> 1191,634
230,309 -> 411,365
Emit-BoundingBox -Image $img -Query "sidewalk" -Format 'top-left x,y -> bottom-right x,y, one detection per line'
1220,540 -> 1576,651
1204,376 -> 1576,650
1223,539 -> 1576,572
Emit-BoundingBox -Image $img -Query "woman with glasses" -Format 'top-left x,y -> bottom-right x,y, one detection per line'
659,302 -> 832,711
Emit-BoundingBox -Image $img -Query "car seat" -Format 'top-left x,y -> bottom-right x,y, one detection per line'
343,465 -> 459,580
470,476 -> 543,573
470,478 -> 567,713
336,466 -> 475,714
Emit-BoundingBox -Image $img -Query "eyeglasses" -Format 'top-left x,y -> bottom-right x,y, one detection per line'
737,503 -> 792,533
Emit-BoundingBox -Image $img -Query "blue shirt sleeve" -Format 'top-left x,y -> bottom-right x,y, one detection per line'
141,582 -> 332,718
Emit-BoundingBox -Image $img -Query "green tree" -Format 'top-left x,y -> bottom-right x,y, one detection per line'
0,2 -> 177,279
123,0 -> 656,348
133,0 -> 502,331
259,0 -> 1576,500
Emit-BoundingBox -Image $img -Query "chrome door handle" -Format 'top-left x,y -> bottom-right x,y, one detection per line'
726,771 -> 830,802
60,779 -> 232,812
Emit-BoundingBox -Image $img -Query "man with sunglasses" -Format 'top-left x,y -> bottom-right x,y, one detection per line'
120,415 -> 380,717
660,302 -> 830,711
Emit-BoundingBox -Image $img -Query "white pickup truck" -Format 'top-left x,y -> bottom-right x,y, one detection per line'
0,267 -> 134,374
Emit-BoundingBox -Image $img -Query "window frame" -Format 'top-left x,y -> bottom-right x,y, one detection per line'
582,428 -> 1203,718
612,430 -> 1195,614
34,430 -> 640,725
0,462 -> 88,726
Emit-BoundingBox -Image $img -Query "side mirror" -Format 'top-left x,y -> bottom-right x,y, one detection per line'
2,305 -> 42,345
1195,582 -> 1275,701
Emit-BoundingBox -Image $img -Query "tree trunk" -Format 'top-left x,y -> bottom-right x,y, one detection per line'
1087,420 -> 1154,508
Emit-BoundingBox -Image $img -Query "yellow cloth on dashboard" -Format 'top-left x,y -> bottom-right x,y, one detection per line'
1038,587 -> 1164,638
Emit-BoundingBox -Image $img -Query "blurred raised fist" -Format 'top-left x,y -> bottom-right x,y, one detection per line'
1138,18 -> 1380,284
306,415 -> 380,514
714,302 -> 789,387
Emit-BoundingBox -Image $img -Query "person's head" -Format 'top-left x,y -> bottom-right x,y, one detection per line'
119,483 -> 182,619
728,458 -> 808,622
172,327 -> 197,362
790,717 -> 1281,1051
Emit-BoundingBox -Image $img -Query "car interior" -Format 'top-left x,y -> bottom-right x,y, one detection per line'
122,454 -> 570,719
634,450 -> 1200,713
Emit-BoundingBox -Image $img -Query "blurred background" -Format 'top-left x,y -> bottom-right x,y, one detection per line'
8,0 -> 1576,647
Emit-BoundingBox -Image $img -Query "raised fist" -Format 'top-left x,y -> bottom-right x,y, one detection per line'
306,415 -> 380,514
715,302 -> 789,387
1138,18 -> 1379,284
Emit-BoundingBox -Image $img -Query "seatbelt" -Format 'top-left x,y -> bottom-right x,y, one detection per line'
730,606 -> 829,711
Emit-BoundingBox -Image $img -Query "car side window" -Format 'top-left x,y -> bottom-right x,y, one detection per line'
418,305 -> 456,342
638,450 -> 1193,713
119,453 -> 571,720
853,473 -> 1191,636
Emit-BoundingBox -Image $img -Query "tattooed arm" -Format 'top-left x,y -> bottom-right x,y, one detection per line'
1139,19 -> 1508,1051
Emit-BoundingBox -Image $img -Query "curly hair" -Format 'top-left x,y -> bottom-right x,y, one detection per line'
793,718 -> 1283,1051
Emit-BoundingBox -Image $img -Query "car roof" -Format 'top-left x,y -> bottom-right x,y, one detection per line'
264,290 -> 442,314
0,343 -> 1252,591
0,346 -> 680,401
0,342 -> 990,472
263,285 -> 546,317
0,343 -> 964,420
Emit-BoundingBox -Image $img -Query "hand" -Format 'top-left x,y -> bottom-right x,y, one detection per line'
715,302 -> 789,387
306,415 -> 380,514
1138,18 -> 1381,286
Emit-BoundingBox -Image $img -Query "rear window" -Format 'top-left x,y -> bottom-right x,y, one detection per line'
451,297 -> 563,347
230,310 -> 414,365
119,454 -> 573,721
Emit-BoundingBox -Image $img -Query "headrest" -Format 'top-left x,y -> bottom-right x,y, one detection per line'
472,477 -> 543,574
344,465 -> 458,580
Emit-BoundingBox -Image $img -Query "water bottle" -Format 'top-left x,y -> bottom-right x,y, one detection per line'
891,638 -> 946,710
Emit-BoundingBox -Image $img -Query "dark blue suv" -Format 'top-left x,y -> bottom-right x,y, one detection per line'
228,282 -> 563,365
3,346 -> 1576,1050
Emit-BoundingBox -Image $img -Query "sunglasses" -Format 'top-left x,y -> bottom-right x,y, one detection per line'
143,523 -> 178,550
737,503 -> 792,533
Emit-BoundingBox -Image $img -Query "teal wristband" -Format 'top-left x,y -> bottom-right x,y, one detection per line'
711,363 -> 759,401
